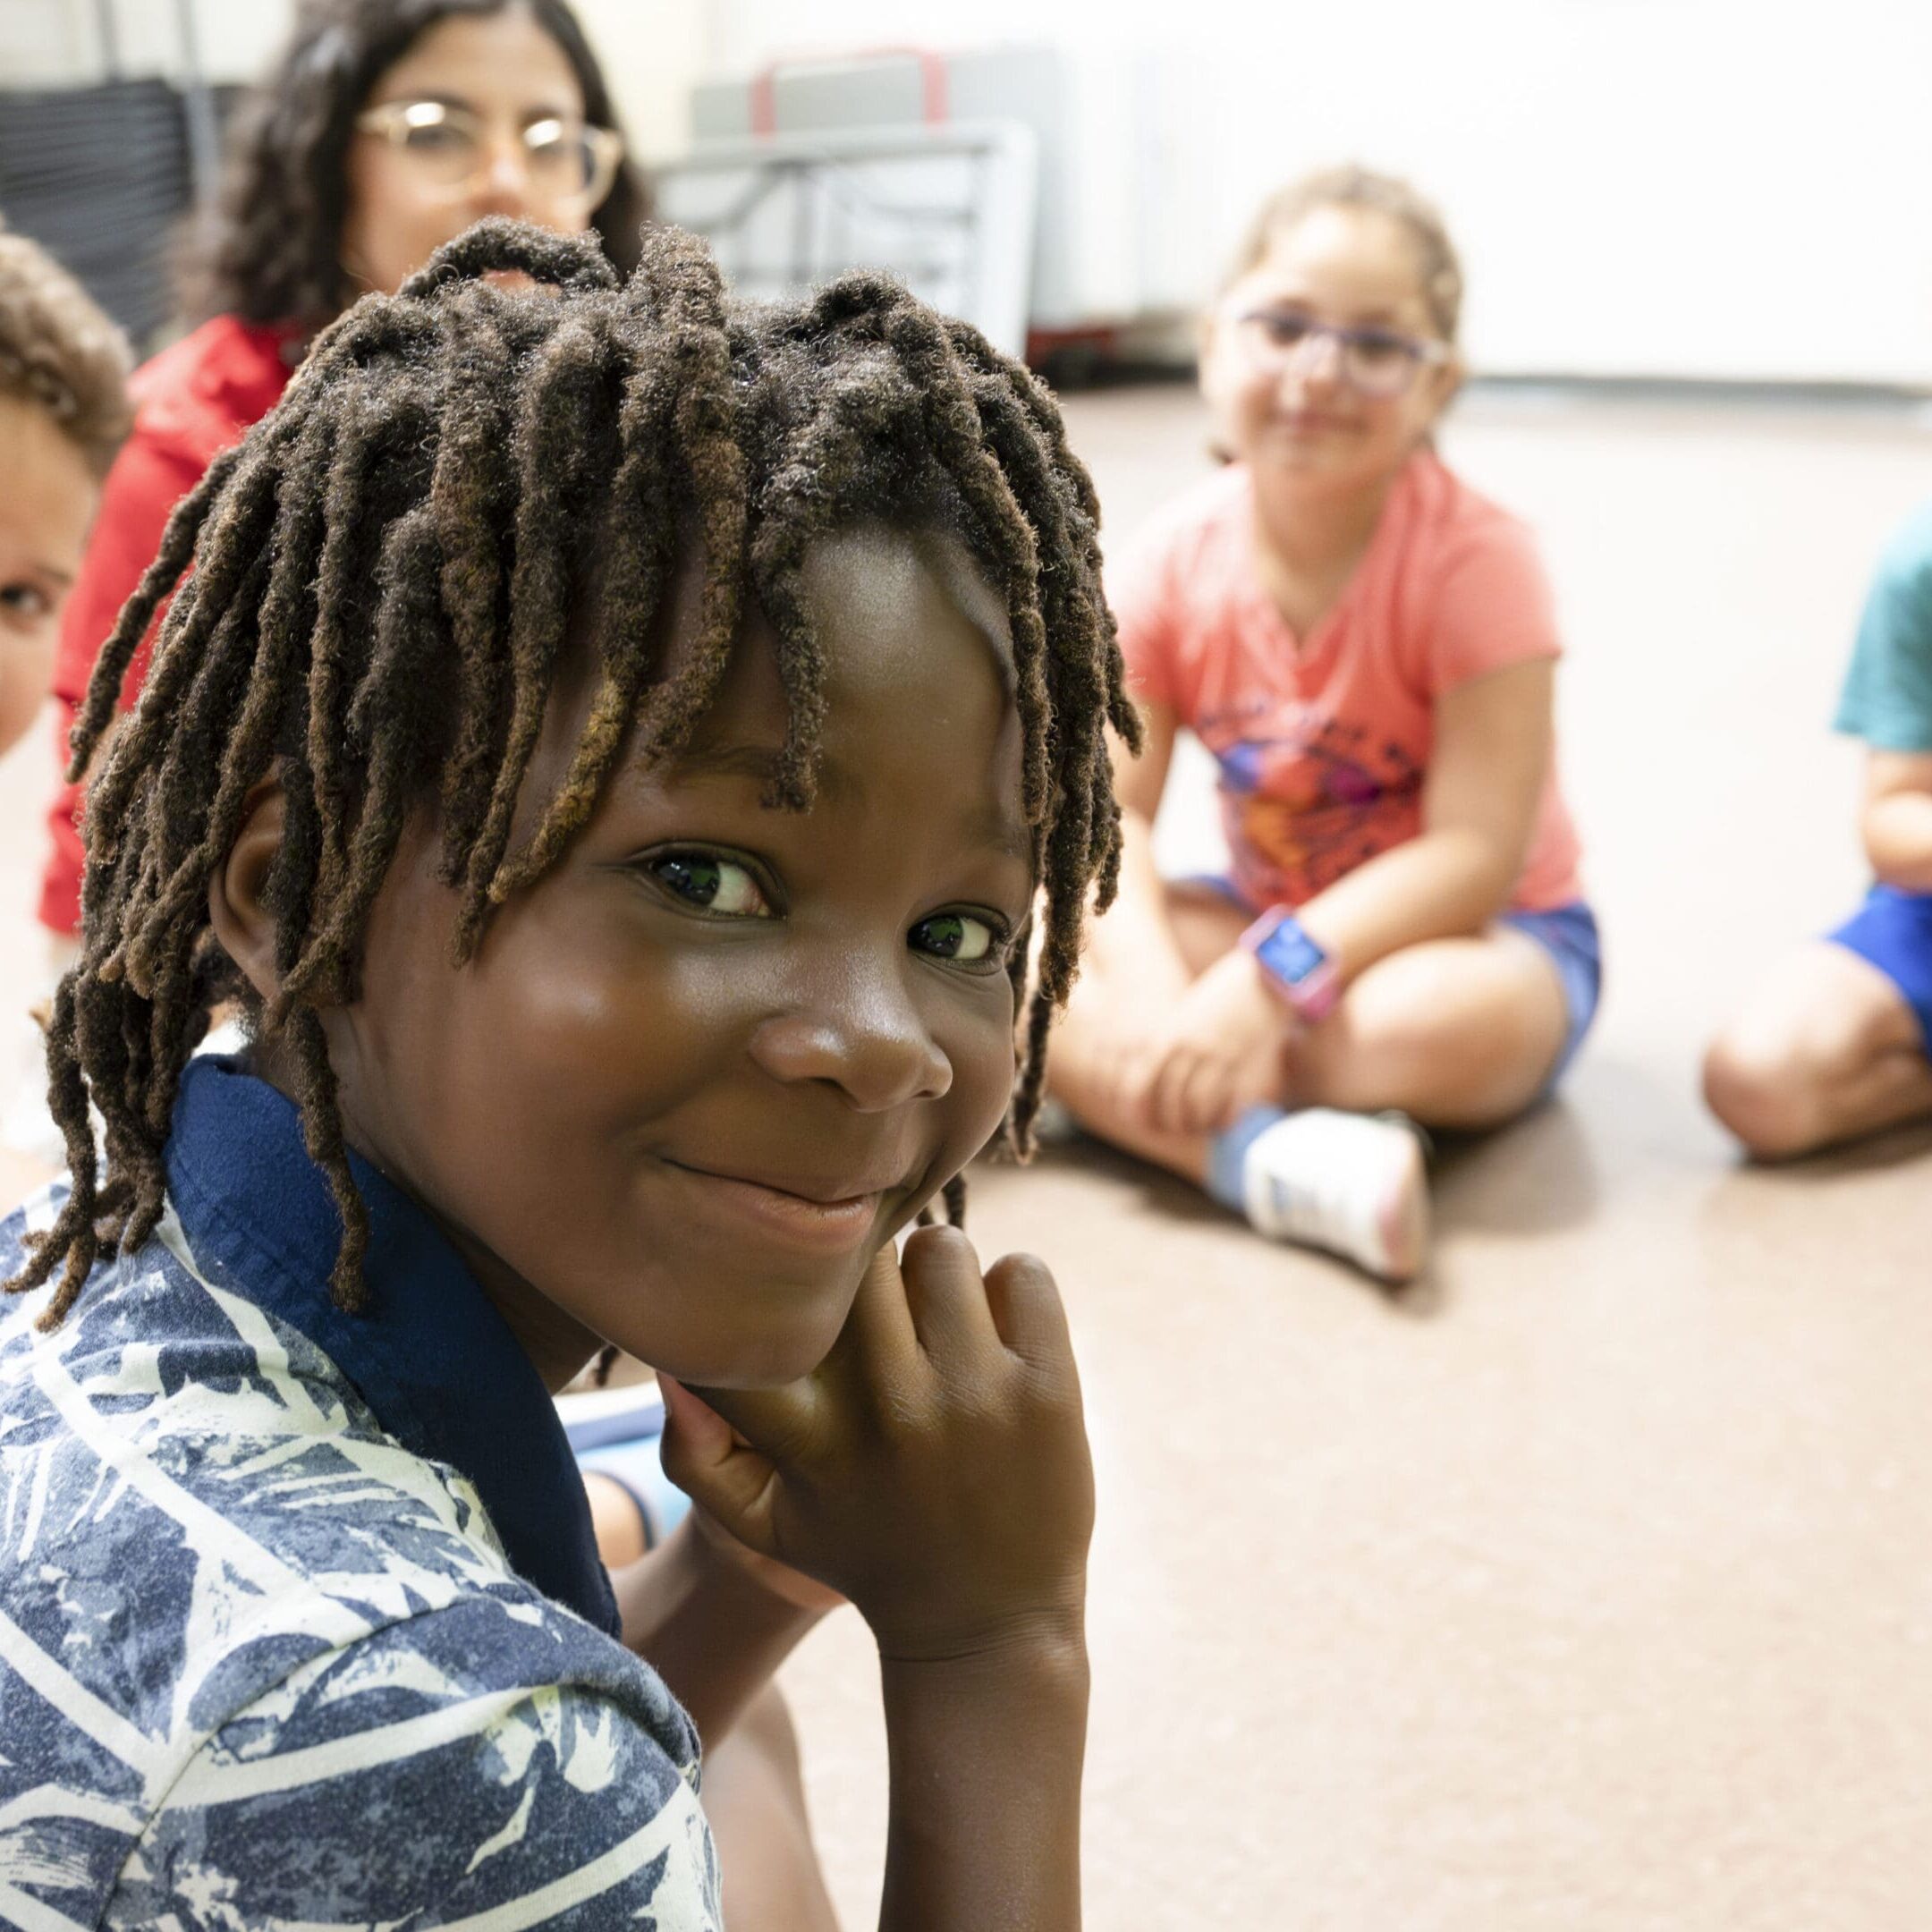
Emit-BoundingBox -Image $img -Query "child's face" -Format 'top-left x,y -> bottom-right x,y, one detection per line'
0,393 -> 96,758
1203,204 -> 1461,494
316,525 -> 1031,1390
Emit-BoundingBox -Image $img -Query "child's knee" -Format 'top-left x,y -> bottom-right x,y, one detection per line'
1299,1012 -> 1517,1125
1701,1032 -> 1828,1159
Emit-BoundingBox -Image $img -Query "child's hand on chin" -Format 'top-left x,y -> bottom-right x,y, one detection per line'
659,1227 -> 1093,1667
683,1489 -> 847,1616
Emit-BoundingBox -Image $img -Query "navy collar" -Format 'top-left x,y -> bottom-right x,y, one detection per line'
164,1055 -> 620,1639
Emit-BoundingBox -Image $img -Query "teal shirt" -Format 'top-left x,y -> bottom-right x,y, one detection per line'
1835,499 -> 1932,752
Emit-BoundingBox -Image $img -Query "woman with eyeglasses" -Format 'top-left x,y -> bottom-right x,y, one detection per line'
34,0 -> 647,946
1049,167 -> 1598,1282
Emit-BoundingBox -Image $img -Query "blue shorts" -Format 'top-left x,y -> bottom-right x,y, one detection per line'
1497,902 -> 1603,1089
1826,886 -> 1932,1048
1182,876 -> 1603,1092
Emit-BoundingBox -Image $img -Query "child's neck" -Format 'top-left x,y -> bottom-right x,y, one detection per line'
1248,462 -> 1402,639
1250,460 -> 1397,573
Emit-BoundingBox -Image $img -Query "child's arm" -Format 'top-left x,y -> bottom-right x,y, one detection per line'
1131,659 -> 1552,1137
1292,656 -> 1551,970
1859,750 -> 1932,892
660,1228 -> 1093,1932
1080,699 -> 1183,987
608,1511 -> 837,1750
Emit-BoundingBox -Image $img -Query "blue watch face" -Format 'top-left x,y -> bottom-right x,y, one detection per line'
1257,918 -> 1326,986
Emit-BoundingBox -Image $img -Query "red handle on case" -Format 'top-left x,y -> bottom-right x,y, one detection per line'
748,46 -> 950,138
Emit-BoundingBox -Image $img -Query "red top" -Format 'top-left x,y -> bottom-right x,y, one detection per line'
39,315 -> 298,934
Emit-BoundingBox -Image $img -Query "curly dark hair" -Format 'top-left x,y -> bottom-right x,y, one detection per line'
179,0 -> 650,330
10,218 -> 1140,1327
0,226 -> 132,479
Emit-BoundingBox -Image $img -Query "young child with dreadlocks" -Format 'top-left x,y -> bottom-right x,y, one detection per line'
1049,166 -> 1598,1283
0,219 -> 1131,1930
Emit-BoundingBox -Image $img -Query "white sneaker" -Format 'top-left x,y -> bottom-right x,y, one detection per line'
1235,1108 -> 1429,1282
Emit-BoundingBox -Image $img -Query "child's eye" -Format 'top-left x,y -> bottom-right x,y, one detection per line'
911,911 -> 1005,969
1258,310 -> 1314,347
1350,330 -> 1410,368
0,582 -> 51,623
645,850 -> 774,919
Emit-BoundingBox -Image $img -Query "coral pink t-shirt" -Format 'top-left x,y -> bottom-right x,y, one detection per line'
1113,449 -> 1583,914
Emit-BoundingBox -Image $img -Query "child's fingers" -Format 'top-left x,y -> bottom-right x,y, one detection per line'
1120,1040 -> 1165,1123
1147,1045 -> 1193,1136
899,1224 -> 1002,1361
674,1370 -> 817,1469
1181,1057 -> 1233,1138
828,1237 -> 922,1384
657,1374 -> 785,1559
980,1251 -> 1078,1377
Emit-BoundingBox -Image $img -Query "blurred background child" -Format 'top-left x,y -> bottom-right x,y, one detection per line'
0,223 -> 130,1208
0,224 -> 127,757
1704,503 -> 1932,1157
1049,168 -> 1597,1282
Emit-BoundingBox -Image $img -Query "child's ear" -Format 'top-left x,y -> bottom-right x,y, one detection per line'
207,777 -> 288,1005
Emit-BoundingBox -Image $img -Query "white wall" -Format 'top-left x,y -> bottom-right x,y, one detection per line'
703,0 -> 1932,386
10,0 -> 1930,382
0,0 -> 703,153
0,0 -> 289,84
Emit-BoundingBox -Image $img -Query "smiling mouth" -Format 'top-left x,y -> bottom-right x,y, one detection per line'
658,1156 -> 894,1253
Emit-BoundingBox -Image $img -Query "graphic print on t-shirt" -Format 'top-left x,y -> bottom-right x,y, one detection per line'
1203,699 -> 1426,910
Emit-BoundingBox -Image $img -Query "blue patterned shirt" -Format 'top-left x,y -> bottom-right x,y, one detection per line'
0,1056 -> 720,1928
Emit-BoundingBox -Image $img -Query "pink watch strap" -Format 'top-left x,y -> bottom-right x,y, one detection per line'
1240,909 -> 1343,1021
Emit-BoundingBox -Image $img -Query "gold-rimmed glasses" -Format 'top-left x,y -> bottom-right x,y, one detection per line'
354,98 -> 623,210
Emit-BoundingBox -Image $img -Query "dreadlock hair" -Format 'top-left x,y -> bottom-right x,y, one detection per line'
9,217 -> 1140,1331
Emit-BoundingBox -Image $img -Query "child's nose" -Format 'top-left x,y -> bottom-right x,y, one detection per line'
1284,329 -> 1344,389
747,959 -> 953,1111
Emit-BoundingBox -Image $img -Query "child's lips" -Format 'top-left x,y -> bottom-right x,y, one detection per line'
657,1156 -> 893,1253
1274,407 -> 1350,435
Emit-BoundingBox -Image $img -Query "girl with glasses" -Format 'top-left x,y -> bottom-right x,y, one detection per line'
1049,167 -> 1600,1282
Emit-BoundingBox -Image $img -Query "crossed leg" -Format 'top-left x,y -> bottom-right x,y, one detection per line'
1050,882 -> 1572,1187
1702,942 -> 1932,1158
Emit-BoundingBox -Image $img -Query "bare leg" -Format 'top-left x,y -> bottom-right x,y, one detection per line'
703,1682 -> 842,1932
1288,928 -> 1572,1130
583,1470 -> 649,1567
1052,883 -> 1573,1183
1703,942 -> 1932,1158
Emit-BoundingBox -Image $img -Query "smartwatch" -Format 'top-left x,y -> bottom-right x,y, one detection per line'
1240,908 -> 1342,1021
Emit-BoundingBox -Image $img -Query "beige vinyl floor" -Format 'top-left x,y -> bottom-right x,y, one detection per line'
3,386 -> 1930,1928
775,387 -> 1932,1932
